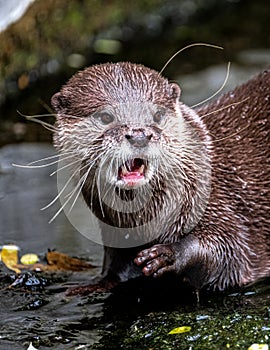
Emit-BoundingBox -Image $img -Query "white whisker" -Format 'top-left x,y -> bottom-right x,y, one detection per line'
22,113 -> 55,118
67,166 -> 91,215
200,97 -> 249,119
25,116 -> 56,132
49,158 -> 81,176
13,161 -> 58,169
96,154 -> 109,218
159,42 -> 223,75
62,162 -> 91,201
191,61 -> 231,108
27,151 -> 73,165
41,163 -> 81,211
13,153 -> 77,169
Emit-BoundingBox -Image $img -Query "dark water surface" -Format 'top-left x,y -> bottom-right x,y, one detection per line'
0,143 -> 103,259
0,143 -> 103,349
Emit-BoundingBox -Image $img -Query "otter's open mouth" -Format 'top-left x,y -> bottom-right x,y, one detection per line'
118,158 -> 147,186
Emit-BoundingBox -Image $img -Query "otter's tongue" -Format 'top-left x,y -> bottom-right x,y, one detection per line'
119,158 -> 145,184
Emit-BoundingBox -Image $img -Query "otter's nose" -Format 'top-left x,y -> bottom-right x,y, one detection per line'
125,131 -> 152,148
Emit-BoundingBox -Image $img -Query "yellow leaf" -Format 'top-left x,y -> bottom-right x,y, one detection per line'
46,251 -> 94,271
21,253 -> 39,265
168,326 -> 191,334
248,344 -> 269,350
0,244 -> 20,273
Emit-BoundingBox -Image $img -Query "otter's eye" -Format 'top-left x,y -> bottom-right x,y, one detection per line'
96,112 -> 115,125
153,110 -> 164,124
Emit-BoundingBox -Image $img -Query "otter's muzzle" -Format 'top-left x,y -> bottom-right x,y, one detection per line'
125,130 -> 153,148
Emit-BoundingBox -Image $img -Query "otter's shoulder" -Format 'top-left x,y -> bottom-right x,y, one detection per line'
196,67 -> 270,128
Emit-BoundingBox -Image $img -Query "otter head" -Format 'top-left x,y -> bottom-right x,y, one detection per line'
51,62 -> 184,191
52,62 -> 211,235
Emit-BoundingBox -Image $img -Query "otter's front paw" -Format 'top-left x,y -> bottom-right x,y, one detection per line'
134,244 -> 177,278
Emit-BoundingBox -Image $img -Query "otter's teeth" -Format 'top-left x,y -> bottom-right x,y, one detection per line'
127,160 -> 133,171
121,166 -> 128,175
138,164 -> 145,174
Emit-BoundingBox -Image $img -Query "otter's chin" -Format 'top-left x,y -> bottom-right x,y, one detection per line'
114,158 -> 153,189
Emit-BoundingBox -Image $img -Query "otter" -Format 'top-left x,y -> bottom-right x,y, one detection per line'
51,62 -> 270,294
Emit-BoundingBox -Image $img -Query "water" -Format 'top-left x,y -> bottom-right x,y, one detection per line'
0,143 -> 105,349
0,143 -> 103,260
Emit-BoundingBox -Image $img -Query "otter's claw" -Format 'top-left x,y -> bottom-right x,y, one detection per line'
134,244 -> 176,277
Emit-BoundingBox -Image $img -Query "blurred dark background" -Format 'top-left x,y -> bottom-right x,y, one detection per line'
0,0 -> 269,146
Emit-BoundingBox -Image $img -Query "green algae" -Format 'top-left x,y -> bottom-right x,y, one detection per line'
92,284 -> 270,350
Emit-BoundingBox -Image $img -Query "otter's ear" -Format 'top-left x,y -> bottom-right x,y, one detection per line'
169,83 -> 181,101
51,92 -> 70,113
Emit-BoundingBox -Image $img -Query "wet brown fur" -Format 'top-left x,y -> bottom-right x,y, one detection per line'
52,63 -> 270,292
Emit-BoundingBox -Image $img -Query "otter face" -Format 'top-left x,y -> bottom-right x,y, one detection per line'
91,102 -> 175,190
51,62 -> 211,238
51,63 -> 183,192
